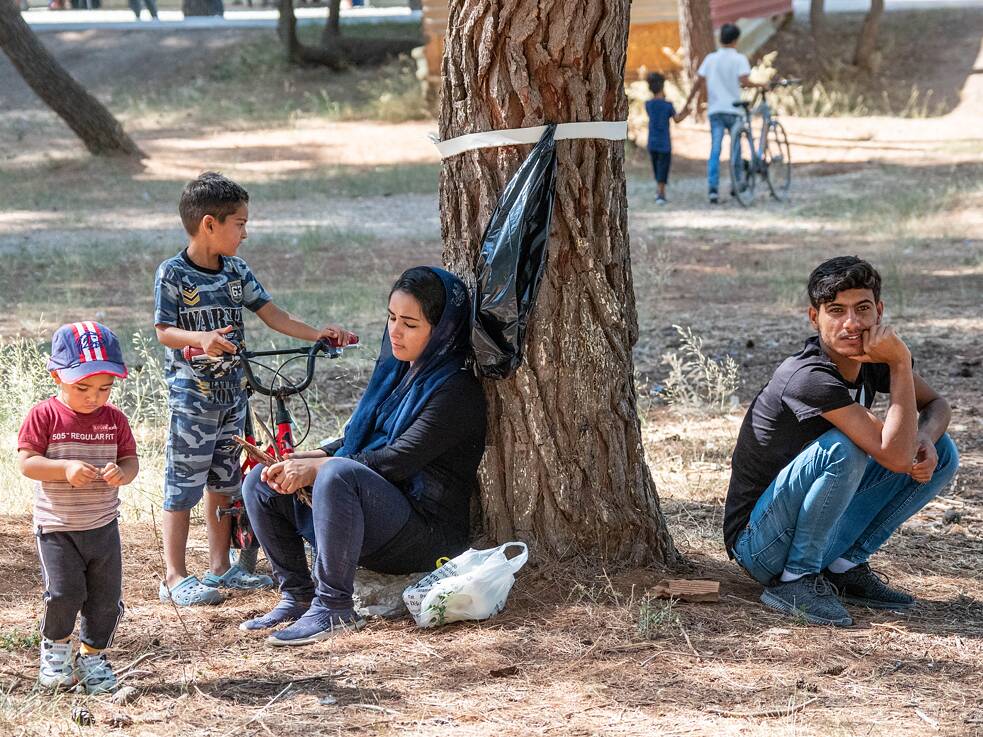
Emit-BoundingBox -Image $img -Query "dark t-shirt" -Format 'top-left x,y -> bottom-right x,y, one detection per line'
645,98 -> 675,152
722,336 -> 892,554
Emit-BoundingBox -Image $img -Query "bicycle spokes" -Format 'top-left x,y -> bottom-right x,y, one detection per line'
730,128 -> 757,207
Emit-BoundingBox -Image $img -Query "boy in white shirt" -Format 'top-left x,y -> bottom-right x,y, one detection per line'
684,23 -> 765,203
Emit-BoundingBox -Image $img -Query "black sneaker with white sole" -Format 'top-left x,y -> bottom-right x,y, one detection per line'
825,563 -> 915,610
760,573 -> 853,627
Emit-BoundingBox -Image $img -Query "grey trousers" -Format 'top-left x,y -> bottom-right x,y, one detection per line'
36,520 -> 124,649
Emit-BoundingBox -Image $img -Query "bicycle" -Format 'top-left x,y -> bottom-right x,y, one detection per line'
729,78 -> 800,207
186,338 -> 358,572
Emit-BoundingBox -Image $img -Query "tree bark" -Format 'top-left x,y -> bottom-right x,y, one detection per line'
853,0 -> 884,71
677,0 -> 715,115
0,0 -> 142,158
438,0 -> 678,566
809,0 -> 825,36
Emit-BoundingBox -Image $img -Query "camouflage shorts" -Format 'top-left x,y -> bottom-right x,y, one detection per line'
164,392 -> 247,512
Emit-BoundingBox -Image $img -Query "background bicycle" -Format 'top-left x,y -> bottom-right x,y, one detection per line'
730,78 -> 800,207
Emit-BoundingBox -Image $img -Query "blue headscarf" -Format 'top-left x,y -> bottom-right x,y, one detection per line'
334,267 -> 471,458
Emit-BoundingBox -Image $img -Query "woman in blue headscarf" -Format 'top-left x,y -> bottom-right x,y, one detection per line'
240,267 -> 487,646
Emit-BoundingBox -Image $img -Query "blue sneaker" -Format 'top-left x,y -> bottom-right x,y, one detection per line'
267,607 -> 365,647
159,575 -> 225,606
202,564 -> 274,591
760,574 -> 853,627
239,600 -> 311,632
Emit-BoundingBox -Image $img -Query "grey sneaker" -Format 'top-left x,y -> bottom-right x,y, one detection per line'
74,652 -> 117,694
825,563 -> 915,610
760,574 -> 853,627
708,190 -> 719,204
39,639 -> 76,690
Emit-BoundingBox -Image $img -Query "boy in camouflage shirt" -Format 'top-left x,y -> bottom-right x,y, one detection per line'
154,172 -> 355,606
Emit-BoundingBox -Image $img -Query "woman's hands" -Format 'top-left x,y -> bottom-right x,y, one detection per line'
261,456 -> 328,494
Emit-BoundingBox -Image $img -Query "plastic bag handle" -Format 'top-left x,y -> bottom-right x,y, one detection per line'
498,542 -> 529,573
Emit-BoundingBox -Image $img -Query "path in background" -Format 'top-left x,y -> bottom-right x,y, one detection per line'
22,5 -> 419,31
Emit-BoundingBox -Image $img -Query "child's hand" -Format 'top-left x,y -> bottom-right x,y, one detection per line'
100,462 -> 126,486
65,461 -> 101,487
199,325 -> 237,356
316,325 -> 358,347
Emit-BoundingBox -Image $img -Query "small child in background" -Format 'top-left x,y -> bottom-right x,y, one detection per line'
645,72 -> 689,205
18,322 -> 139,694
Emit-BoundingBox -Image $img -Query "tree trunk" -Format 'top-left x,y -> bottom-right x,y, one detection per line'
277,0 -> 414,67
809,0 -> 824,36
438,0 -> 678,566
321,0 -> 341,44
677,0 -> 715,116
0,0 -> 142,158
853,0 -> 884,71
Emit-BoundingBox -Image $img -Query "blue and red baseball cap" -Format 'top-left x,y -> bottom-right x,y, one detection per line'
47,322 -> 128,384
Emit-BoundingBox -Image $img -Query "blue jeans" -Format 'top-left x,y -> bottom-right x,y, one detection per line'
707,113 -> 739,193
734,429 -> 959,585
242,459 -> 413,610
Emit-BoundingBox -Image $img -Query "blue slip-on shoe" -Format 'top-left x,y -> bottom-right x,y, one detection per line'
239,600 -> 312,632
266,607 -> 366,647
159,575 -> 225,606
202,564 -> 274,591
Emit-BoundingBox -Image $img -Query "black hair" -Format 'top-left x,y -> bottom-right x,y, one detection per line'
647,72 -> 665,95
720,23 -> 741,45
390,267 -> 445,325
179,171 -> 249,236
807,256 -> 882,308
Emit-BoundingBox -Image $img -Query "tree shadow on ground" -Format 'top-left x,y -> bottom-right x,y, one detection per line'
141,673 -> 400,707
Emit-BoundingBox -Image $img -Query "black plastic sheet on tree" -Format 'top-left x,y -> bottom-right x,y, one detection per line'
471,124 -> 558,380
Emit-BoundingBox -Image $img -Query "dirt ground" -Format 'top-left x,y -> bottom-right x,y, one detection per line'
1,9 -> 982,737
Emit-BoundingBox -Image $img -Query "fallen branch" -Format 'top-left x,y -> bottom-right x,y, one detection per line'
116,651 -> 161,678
707,697 -> 820,718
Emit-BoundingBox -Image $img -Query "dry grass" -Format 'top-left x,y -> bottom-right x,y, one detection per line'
1,11 -> 982,736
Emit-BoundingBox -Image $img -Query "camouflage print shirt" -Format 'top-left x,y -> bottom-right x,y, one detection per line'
154,249 -> 271,406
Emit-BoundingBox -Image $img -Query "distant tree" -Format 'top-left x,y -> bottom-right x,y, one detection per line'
677,0 -> 715,115
0,0 -> 142,157
853,0 -> 884,72
810,0 -> 825,36
277,0 -> 416,67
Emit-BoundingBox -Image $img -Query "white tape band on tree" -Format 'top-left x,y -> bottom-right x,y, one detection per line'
432,120 -> 628,159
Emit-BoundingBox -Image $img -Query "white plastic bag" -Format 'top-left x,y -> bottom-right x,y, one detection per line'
402,542 -> 529,628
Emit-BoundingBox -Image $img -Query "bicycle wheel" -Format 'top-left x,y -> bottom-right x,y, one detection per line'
764,121 -> 792,201
729,126 -> 756,207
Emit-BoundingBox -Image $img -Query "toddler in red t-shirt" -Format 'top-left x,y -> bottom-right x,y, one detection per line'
17,322 -> 139,694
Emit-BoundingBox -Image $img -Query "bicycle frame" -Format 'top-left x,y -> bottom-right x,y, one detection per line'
217,339 -> 357,543
734,90 -> 774,168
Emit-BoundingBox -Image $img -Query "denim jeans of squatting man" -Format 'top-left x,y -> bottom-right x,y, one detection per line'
734,429 -> 959,585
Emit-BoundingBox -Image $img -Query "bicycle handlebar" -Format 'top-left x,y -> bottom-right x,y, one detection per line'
241,338 -> 359,398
